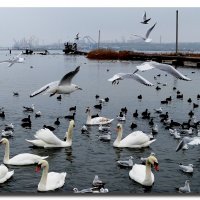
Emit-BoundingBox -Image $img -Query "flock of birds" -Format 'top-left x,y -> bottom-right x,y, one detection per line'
0,49 -> 197,193
0,13 -> 198,193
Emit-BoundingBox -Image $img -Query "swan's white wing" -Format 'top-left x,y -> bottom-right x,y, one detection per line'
59,66 -> 80,86
108,73 -> 154,86
30,81 -> 59,97
9,153 -> 48,165
137,61 -> 192,81
120,131 -> 150,146
34,128 -> 62,145
145,23 -> 156,39
46,172 -> 66,190
0,164 -> 8,179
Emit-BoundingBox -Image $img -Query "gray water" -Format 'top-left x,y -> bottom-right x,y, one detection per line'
0,50 -> 200,194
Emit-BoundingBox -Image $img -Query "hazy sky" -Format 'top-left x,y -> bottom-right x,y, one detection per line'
0,7 -> 199,46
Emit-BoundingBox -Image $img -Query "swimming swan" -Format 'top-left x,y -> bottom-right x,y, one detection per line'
113,124 -> 156,148
129,155 -> 159,186
26,120 -> 75,148
0,138 -> 48,165
0,164 -> 14,183
35,160 -> 66,191
85,107 -> 114,125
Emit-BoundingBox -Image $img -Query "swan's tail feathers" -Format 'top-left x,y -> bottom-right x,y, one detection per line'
106,119 -> 114,124
148,139 -> 156,145
3,170 -> 15,182
25,139 -> 38,146
41,156 -> 49,160
30,85 -> 50,98
26,139 -> 34,144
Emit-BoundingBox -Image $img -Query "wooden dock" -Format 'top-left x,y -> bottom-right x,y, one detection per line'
87,49 -> 200,67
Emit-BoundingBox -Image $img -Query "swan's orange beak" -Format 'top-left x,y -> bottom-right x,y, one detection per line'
154,162 -> 159,171
35,165 -> 41,172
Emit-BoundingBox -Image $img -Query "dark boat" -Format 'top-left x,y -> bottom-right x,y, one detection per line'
63,42 -> 87,55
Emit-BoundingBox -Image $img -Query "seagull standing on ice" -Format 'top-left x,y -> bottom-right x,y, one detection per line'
0,52 -> 25,67
133,23 -> 156,42
30,66 -> 82,97
141,11 -> 151,24
108,61 -> 191,86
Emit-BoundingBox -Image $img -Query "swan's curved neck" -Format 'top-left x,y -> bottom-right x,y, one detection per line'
66,125 -> 73,143
39,163 -> 49,188
4,142 -> 10,163
114,129 -> 122,147
144,161 -> 152,183
86,110 -> 92,124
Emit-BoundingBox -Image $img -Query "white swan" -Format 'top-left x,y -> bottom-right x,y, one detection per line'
129,155 -> 159,186
85,107 -> 114,125
0,164 -> 14,183
113,124 -> 156,148
30,66 -> 82,97
26,120 -> 75,148
133,23 -> 156,42
35,160 -> 66,192
0,52 -> 24,67
0,138 -> 48,165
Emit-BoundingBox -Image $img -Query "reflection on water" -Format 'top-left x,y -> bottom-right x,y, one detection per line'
0,50 -> 199,193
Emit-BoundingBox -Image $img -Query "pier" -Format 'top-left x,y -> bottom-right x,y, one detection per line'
87,49 -> 200,67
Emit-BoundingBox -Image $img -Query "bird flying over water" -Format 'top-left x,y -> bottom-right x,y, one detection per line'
0,52 -> 25,67
108,61 -> 191,86
133,23 -> 157,42
30,66 -> 82,98
141,11 -> 151,24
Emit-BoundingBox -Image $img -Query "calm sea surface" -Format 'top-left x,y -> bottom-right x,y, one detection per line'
0,50 -> 200,194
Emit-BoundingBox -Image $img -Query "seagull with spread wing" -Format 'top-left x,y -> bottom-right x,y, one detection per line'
30,66 -> 82,98
0,52 -> 25,67
133,23 -> 156,43
108,61 -> 191,86
141,11 -> 151,24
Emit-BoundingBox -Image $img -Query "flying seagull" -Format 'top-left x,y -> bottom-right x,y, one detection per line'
141,11 -> 151,24
136,61 -> 191,81
108,72 -> 154,86
108,61 -> 191,85
0,52 -> 25,67
133,23 -> 156,42
30,66 -> 82,98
